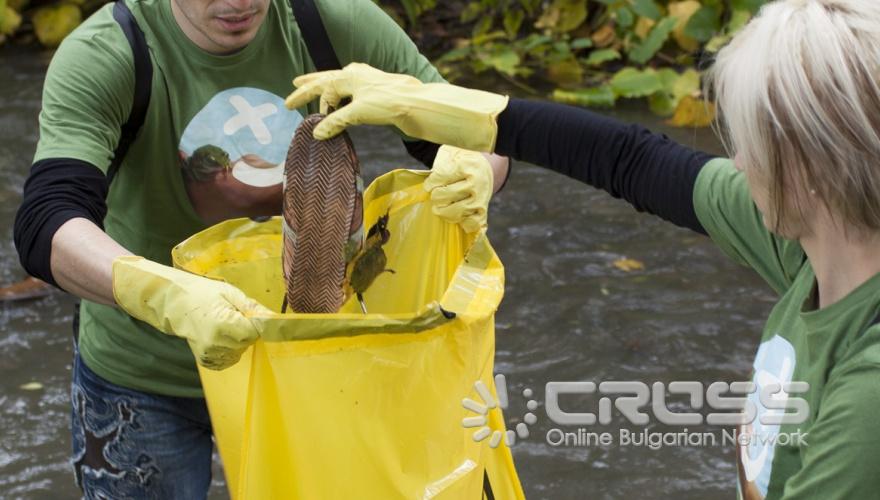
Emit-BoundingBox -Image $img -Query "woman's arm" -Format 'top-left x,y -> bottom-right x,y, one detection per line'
495,98 -> 715,234
286,65 -> 713,232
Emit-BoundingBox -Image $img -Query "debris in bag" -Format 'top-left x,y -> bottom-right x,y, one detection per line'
344,212 -> 395,314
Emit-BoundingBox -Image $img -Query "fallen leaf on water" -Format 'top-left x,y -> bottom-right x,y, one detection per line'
20,382 -> 43,391
612,257 -> 645,272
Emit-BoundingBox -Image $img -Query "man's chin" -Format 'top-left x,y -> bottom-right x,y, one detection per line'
209,31 -> 259,54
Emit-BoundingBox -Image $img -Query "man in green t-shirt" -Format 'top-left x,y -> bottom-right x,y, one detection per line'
13,0 -> 509,496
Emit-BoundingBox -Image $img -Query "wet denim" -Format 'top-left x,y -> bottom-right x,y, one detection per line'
71,348 -> 213,499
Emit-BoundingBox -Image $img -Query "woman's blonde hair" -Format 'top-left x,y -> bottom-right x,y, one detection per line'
711,0 -> 880,235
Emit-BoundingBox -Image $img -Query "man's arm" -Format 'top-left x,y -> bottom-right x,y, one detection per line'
14,156 -> 128,305
14,21 -> 134,297
50,218 -> 130,305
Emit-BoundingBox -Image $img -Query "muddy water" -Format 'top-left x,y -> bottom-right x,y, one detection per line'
1,46 -> 774,499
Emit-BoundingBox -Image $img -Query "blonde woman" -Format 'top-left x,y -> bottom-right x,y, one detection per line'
287,0 -> 880,497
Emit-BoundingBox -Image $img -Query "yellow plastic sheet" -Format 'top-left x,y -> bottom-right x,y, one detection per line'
172,169 -> 524,499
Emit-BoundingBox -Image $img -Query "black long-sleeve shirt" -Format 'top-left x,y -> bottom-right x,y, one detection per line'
495,98 -> 714,234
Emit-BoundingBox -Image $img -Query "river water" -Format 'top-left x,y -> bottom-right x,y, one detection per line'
0,46 -> 775,499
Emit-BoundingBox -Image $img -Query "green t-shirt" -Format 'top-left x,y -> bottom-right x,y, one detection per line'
35,0 -> 444,397
695,159 -> 880,499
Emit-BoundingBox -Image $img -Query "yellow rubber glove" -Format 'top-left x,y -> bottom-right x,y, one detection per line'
285,63 -> 509,152
424,146 -> 493,233
112,256 -> 270,370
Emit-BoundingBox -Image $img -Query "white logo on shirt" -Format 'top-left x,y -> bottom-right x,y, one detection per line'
223,94 -> 278,145
741,334 -> 796,496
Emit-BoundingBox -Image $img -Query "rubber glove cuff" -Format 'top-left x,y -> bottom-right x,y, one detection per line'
112,256 -> 266,370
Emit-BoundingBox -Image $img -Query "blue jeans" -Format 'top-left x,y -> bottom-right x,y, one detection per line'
71,348 -> 214,499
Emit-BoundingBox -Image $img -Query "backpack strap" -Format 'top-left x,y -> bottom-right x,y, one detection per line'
289,0 -> 341,71
110,0 -> 152,184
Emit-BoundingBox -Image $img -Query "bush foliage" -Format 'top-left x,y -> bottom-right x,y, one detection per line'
1,0 -> 768,125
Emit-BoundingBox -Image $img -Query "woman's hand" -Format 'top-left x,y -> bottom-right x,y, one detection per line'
425,146 -> 494,233
285,63 -> 509,153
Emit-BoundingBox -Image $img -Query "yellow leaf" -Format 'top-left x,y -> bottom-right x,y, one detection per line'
546,58 -> 584,87
1,6 -> 21,36
634,17 -> 655,40
667,95 -> 716,128
20,381 -> 43,391
612,257 -> 645,272
33,3 -> 82,48
590,24 -> 616,48
668,1 -> 701,52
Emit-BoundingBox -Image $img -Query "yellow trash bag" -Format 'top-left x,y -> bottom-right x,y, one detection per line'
172,169 -> 525,499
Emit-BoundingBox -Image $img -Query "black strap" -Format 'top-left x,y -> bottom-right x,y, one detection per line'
110,0 -> 152,184
289,0 -> 443,167
290,0 -> 341,71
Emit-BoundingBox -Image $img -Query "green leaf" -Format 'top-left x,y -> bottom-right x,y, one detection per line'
731,0 -> 766,14
628,16 -> 676,64
460,2 -> 484,23
536,0 -> 589,33
704,9 -> 749,53
727,8 -> 752,32
649,68 -> 701,117
472,16 -> 494,38
398,0 -> 436,26
436,46 -> 471,64
649,92 -> 676,116
656,68 -> 680,90
584,48 -> 621,66
553,41 -> 571,56
631,0 -> 662,21
546,58 -> 584,86
520,33 -> 553,52
673,68 -> 701,99
610,67 -> 663,98
519,0 -> 542,15
615,6 -> 634,28
482,46 -> 521,76
552,86 -> 616,107
504,9 -> 525,38
571,37 -> 593,50
683,6 -> 721,42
